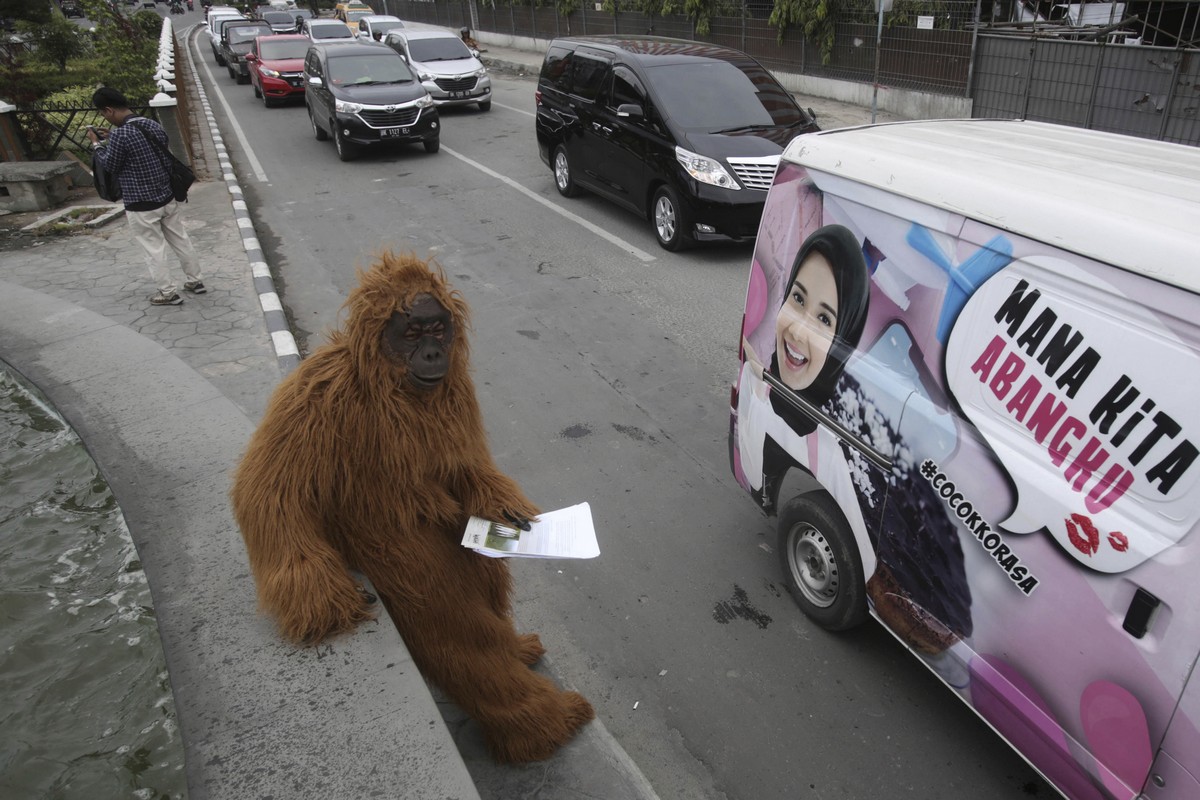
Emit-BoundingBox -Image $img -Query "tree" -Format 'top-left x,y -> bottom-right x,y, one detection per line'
18,15 -> 89,73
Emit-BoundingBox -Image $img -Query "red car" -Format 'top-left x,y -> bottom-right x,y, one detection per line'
247,34 -> 310,108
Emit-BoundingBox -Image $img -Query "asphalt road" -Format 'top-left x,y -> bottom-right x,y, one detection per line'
185,18 -> 1055,800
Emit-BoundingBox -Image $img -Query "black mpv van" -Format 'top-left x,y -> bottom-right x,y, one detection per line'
535,36 -> 819,251
304,41 -> 440,162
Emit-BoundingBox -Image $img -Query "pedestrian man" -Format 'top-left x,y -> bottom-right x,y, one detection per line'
87,87 -> 205,306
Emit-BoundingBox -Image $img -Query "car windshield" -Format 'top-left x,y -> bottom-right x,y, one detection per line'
290,9 -> 312,19
346,10 -> 371,22
311,24 -> 352,39
230,26 -> 270,43
259,39 -> 310,59
261,11 -> 292,24
372,20 -> 404,36
407,37 -> 472,63
645,61 -> 807,131
328,54 -> 414,84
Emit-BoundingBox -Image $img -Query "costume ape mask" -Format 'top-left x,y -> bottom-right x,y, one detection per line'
383,294 -> 455,390
230,252 -> 593,763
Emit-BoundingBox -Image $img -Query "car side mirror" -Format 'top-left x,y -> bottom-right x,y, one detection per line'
245,53 -> 257,62
470,48 -> 480,58
616,103 -> 644,120
308,75 -> 323,87
807,107 -> 817,122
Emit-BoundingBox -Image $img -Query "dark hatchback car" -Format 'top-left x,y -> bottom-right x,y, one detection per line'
221,20 -> 273,82
535,35 -> 819,251
304,41 -> 440,161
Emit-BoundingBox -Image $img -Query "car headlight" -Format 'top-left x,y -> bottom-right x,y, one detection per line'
472,67 -> 487,77
335,99 -> 363,113
415,94 -> 433,108
260,67 -> 280,78
675,146 -> 740,190
418,71 -> 434,82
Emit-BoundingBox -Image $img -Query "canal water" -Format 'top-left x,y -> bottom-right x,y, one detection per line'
0,363 -> 187,799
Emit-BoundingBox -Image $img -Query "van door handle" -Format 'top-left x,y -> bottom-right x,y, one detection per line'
592,122 -> 612,135
1123,588 -> 1161,639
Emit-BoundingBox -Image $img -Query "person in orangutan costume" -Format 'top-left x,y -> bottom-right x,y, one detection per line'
230,251 -> 594,763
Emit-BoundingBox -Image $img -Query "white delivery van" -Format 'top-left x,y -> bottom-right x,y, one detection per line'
730,119 -> 1200,800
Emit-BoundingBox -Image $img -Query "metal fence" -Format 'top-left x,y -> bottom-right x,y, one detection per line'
971,34 -> 1200,145
383,0 -> 980,95
5,31 -> 194,165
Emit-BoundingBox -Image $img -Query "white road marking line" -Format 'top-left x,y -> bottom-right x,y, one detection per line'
189,27 -> 269,183
493,100 -> 535,118
441,145 -> 657,263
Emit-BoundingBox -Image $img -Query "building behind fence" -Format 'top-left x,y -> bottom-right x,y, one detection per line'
378,0 -> 1198,146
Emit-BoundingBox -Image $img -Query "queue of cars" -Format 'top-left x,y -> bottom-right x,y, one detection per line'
205,8 -> 481,161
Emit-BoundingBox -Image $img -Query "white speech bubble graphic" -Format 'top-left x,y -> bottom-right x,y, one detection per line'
944,255 -> 1200,572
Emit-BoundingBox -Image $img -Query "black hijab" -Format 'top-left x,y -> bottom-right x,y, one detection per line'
768,223 -> 871,434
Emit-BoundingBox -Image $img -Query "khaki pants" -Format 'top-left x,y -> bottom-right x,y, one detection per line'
126,199 -> 202,296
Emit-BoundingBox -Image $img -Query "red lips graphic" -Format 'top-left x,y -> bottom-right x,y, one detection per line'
1065,513 -> 1100,556
1064,514 -> 1129,556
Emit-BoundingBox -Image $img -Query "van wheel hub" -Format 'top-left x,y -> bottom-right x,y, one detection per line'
786,524 -> 838,609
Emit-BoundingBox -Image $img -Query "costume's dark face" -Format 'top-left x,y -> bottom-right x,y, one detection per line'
383,294 -> 455,391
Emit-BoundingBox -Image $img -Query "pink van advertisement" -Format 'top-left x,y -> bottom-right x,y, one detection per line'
732,162 -> 1200,799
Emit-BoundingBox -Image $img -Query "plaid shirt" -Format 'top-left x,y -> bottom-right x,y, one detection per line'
93,116 -> 174,208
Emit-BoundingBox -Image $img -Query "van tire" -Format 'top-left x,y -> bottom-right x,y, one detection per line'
777,493 -> 867,631
553,145 -> 580,197
652,185 -> 693,251
424,138 -> 440,154
310,106 -> 328,141
478,99 -> 491,112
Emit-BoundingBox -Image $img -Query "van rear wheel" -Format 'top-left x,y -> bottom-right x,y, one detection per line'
652,185 -> 693,251
777,493 -> 867,631
553,145 -> 580,197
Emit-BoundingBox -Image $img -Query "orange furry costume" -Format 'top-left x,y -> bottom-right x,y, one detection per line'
230,252 -> 593,762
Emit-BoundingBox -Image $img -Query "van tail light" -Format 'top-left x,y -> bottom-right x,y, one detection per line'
534,88 -> 542,106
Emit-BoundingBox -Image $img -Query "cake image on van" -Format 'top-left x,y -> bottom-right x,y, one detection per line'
730,119 -> 1200,800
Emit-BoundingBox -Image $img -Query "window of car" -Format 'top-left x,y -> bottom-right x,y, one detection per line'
345,10 -> 371,23
259,38 -> 311,60
405,36 -> 472,63
304,51 -> 322,77
369,20 -> 403,39
309,23 -> 352,39
570,51 -> 610,102
327,53 -> 414,86
228,25 -> 270,45
606,64 -> 646,110
644,60 -> 807,131
261,11 -> 292,26
210,14 -> 243,35
541,45 -> 572,92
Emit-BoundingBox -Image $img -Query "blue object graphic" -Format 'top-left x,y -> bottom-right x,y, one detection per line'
906,225 -> 1013,344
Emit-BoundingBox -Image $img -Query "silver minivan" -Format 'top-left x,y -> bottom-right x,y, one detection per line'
381,29 -> 490,112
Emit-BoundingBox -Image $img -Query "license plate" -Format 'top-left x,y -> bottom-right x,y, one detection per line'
449,91 -> 468,99
380,127 -> 410,138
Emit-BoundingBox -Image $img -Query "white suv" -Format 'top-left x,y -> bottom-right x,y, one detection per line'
381,29 -> 491,112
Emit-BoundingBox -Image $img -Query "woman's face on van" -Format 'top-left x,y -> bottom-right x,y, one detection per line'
776,250 -> 838,391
